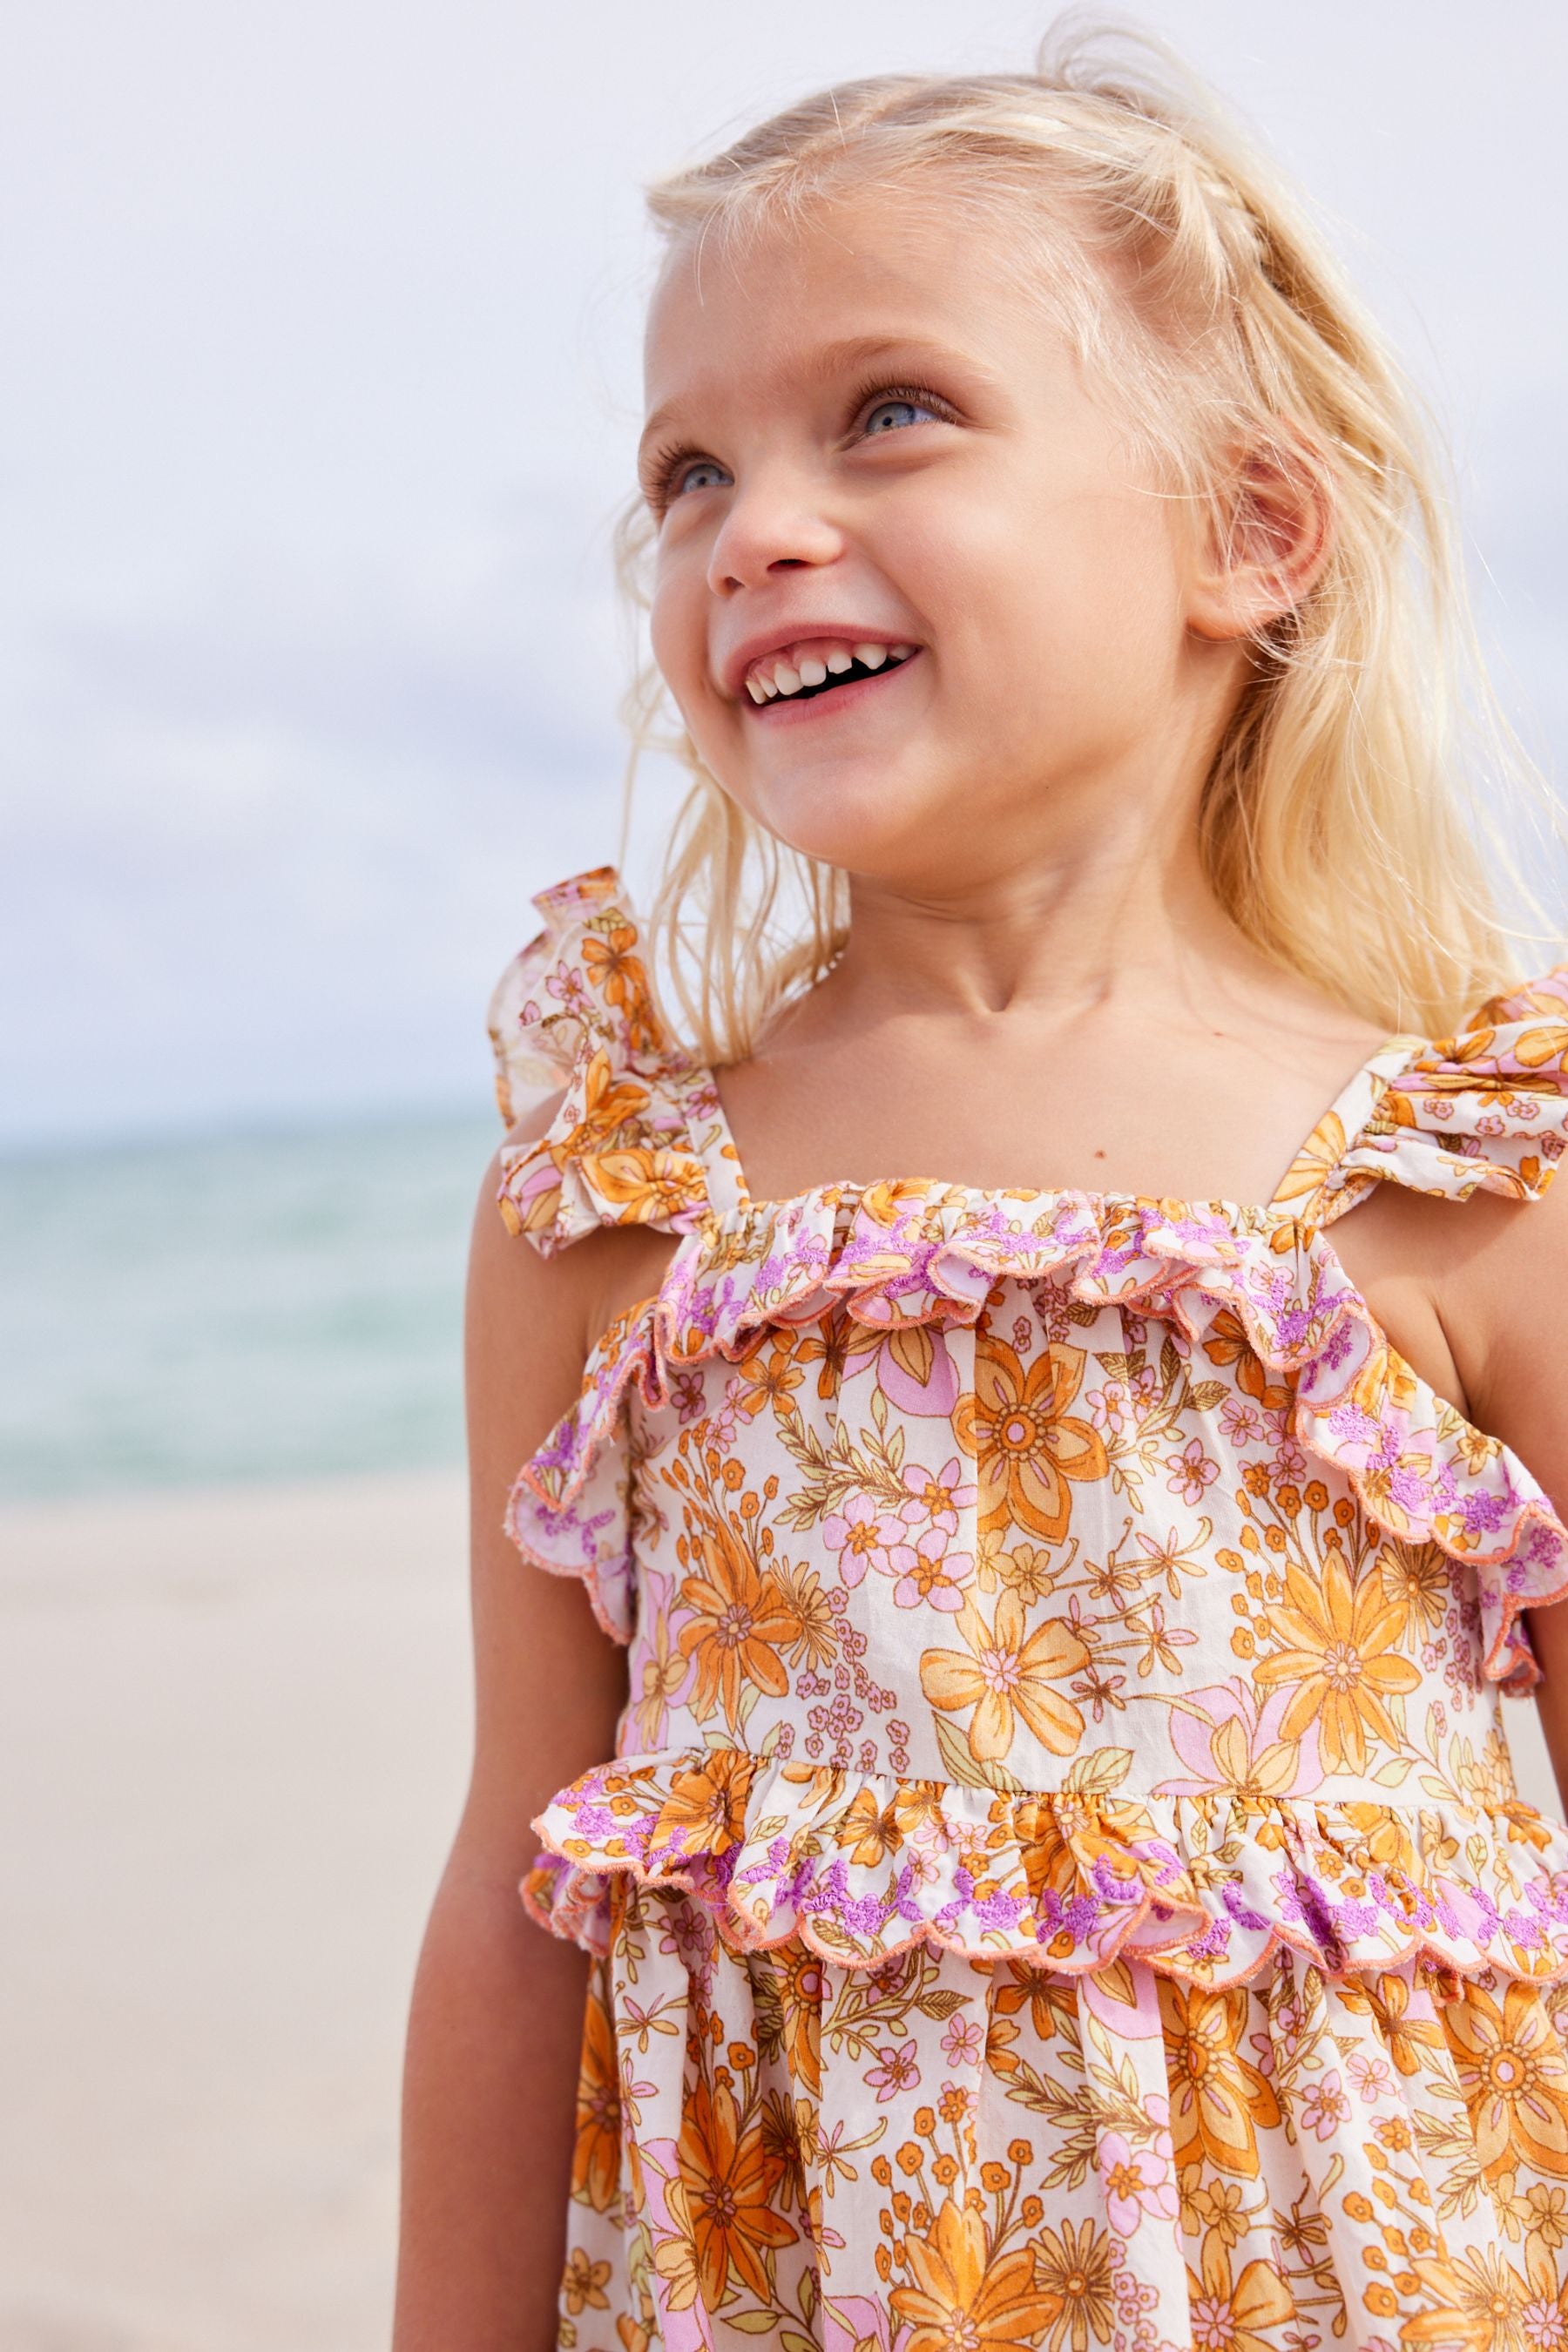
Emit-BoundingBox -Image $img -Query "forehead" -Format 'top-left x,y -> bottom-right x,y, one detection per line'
641,187 -> 1048,416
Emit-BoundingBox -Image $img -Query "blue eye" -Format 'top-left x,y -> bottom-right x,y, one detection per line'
862,395 -> 937,436
672,456 -> 731,497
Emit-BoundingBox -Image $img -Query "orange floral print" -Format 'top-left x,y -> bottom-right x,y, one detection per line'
1254,1551 -> 1423,1775
581,920 -> 659,1051
957,1337 -> 1108,1542
889,2199 -> 1061,2352
1032,2218 -> 1115,2352
673,2078 -> 800,2304
677,1513 -> 800,1733
919,1591 -> 1088,1763
1185,2226 -> 1296,2351
559,1046 -> 652,1156
489,870 -> 1568,2344
585,1140 -> 712,1227
1359,1970 -> 1450,2078
1160,1981 -> 1282,2180
1400,2247 -> 1524,2349
658,1748 -> 754,1853
570,1963 -> 623,2213
1446,1977 -> 1568,2180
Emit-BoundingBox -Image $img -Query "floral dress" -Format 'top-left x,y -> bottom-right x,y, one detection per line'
488,862 -> 1568,2352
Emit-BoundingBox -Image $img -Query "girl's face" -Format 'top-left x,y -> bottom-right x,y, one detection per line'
642,187 -> 1237,886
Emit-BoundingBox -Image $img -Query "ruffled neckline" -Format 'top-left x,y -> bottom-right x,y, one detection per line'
508,1176 -> 1568,1690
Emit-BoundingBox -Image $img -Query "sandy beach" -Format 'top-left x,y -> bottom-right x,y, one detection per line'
3,1469 -> 1565,2351
0,1470 -> 472,2352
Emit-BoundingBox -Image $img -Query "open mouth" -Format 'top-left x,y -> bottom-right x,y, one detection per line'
787,652 -> 902,702
745,643 -> 923,714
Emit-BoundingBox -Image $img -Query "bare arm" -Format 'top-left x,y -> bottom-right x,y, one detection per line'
393,1106 -> 629,2349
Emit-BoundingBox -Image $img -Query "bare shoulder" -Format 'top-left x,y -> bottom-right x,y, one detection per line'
1347,1171 -> 1568,1550
467,1089 -> 598,1445
1435,1168 -> 1568,1436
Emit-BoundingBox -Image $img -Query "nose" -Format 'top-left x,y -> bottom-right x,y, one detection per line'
705,463 -> 844,598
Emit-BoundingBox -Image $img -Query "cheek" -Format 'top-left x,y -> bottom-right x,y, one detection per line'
908,481 -> 1184,712
648,544 -> 710,705
648,550 -> 756,801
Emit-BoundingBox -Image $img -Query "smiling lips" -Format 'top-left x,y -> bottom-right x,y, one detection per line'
742,638 -> 920,704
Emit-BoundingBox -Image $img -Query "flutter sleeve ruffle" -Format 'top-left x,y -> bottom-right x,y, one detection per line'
485,863 -> 739,1642
1294,965 -> 1568,1685
487,863 -> 728,1255
1315,967 -> 1568,1220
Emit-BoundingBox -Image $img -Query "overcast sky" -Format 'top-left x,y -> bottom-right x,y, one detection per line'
3,0 -> 1565,1146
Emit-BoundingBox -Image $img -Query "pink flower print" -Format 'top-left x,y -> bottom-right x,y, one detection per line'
902,1809 -> 952,1886
1132,1524 -> 1210,1593
940,2015 -> 984,2068
822,1492 -> 903,1589
1219,1396 -> 1265,1446
658,1903 -> 716,1968
865,2042 -> 920,2103
545,956 -> 590,1016
1166,1438 -> 1219,1504
1270,1997 -> 1307,2055
1098,2127 -> 1179,2237
1274,1436 -> 1309,1483
1259,1405 -> 1293,1450
890,1527 -> 974,1611
900,1455 -> 977,1536
1348,2051 -> 1395,2105
1086,1383 -> 1132,1435
1298,2069 -> 1350,2140
1155,1676 -> 1323,1800
669,1369 -> 706,1425
1523,2295 -> 1568,2352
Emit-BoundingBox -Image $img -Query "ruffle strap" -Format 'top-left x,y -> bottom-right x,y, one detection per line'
487,865 -> 733,1254
487,865 -> 642,1114
522,1744 -> 1568,1987
1312,968 -> 1568,1220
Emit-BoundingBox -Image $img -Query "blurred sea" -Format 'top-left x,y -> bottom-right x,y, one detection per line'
0,1110 -> 496,1504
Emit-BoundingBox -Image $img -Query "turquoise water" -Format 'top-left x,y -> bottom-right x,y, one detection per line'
0,1110 -> 497,1503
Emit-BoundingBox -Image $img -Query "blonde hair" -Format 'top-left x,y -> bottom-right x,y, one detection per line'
614,17 -> 1558,1060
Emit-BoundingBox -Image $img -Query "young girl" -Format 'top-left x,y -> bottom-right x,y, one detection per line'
395,29 -> 1568,2352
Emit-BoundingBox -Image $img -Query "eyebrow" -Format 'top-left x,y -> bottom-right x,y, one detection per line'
637,333 -> 996,467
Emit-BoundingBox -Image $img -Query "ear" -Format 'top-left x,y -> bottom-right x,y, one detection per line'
1185,432 -> 1334,643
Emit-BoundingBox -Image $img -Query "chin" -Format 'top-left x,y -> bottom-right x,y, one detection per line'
747,792 -> 938,879
729,752 -> 955,872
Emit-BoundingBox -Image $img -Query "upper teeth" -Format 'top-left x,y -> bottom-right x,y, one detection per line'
743,640 -> 918,702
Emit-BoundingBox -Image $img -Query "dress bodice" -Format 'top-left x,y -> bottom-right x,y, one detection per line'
490,862 -> 1568,1992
